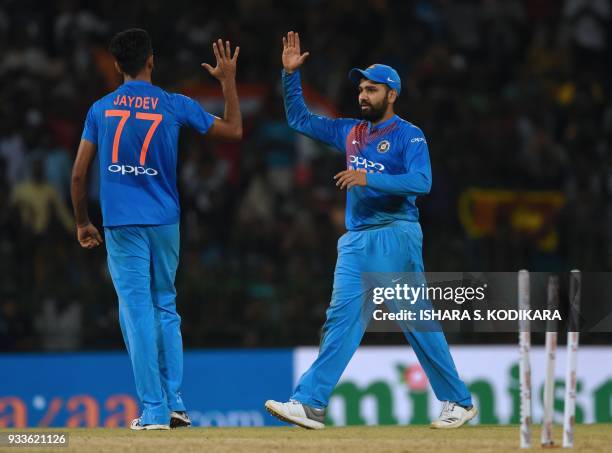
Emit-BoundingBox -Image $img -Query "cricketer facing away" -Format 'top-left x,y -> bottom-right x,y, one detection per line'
70,29 -> 242,430
265,31 -> 477,429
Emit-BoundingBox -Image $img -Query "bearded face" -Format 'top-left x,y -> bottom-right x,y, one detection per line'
358,79 -> 393,123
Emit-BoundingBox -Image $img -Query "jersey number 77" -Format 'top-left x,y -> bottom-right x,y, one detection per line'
105,110 -> 163,166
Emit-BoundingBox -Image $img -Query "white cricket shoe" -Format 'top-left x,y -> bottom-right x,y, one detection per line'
170,411 -> 191,428
265,400 -> 325,430
430,401 -> 478,429
130,417 -> 170,430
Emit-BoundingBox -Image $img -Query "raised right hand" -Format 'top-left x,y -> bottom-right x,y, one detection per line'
282,31 -> 310,74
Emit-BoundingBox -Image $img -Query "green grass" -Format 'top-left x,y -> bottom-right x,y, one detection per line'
1,425 -> 610,452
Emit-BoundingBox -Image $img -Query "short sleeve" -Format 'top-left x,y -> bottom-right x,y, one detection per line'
81,105 -> 98,144
173,94 -> 217,134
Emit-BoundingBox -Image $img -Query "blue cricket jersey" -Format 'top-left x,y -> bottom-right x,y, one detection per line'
82,80 -> 216,227
282,70 -> 432,231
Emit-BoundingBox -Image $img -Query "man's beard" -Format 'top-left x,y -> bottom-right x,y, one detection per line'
360,98 -> 388,122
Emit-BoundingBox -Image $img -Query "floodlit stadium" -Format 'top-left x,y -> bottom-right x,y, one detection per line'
1,1 -> 611,451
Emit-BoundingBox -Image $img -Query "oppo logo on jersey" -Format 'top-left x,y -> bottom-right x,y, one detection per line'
348,155 -> 385,172
108,164 -> 159,176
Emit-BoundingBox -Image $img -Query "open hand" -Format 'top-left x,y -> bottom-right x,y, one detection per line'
334,170 -> 367,190
202,39 -> 239,83
77,222 -> 103,249
282,31 -> 309,74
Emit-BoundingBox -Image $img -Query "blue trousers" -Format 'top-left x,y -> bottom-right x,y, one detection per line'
105,223 -> 185,425
292,221 -> 472,409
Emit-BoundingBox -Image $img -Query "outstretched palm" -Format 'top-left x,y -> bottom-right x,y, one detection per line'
202,39 -> 239,82
282,31 -> 310,73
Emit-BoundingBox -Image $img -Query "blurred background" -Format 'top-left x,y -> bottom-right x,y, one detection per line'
1,0 -> 611,351
1,0 -> 612,430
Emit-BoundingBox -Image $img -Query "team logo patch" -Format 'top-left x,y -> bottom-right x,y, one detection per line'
377,140 -> 391,153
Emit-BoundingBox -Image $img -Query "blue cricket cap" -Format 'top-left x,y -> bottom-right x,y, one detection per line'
348,64 -> 401,95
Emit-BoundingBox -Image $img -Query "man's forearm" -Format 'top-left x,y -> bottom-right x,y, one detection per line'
281,69 -> 345,151
366,171 -> 432,196
282,69 -> 309,130
221,79 -> 242,137
70,139 -> 97,227
71,175 -> 90,227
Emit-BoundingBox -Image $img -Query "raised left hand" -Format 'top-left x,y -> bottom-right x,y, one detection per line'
334,169 -> 367,190
202,39 -> 239,83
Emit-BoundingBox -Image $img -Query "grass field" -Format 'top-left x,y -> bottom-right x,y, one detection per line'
1,425 -> 610,452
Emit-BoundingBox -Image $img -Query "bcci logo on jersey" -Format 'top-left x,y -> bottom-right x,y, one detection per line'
377,140 -> 391,153
108,164 -> 159,176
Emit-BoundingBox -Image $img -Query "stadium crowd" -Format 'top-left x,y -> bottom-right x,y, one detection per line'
1,0 -> 611,350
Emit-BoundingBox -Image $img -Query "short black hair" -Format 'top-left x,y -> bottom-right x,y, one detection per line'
109,28 -> 152,78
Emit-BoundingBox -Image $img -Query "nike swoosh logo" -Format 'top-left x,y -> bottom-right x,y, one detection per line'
387,77 -> 396,83
392,277 -> 402,283
352,140 -> 360,145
